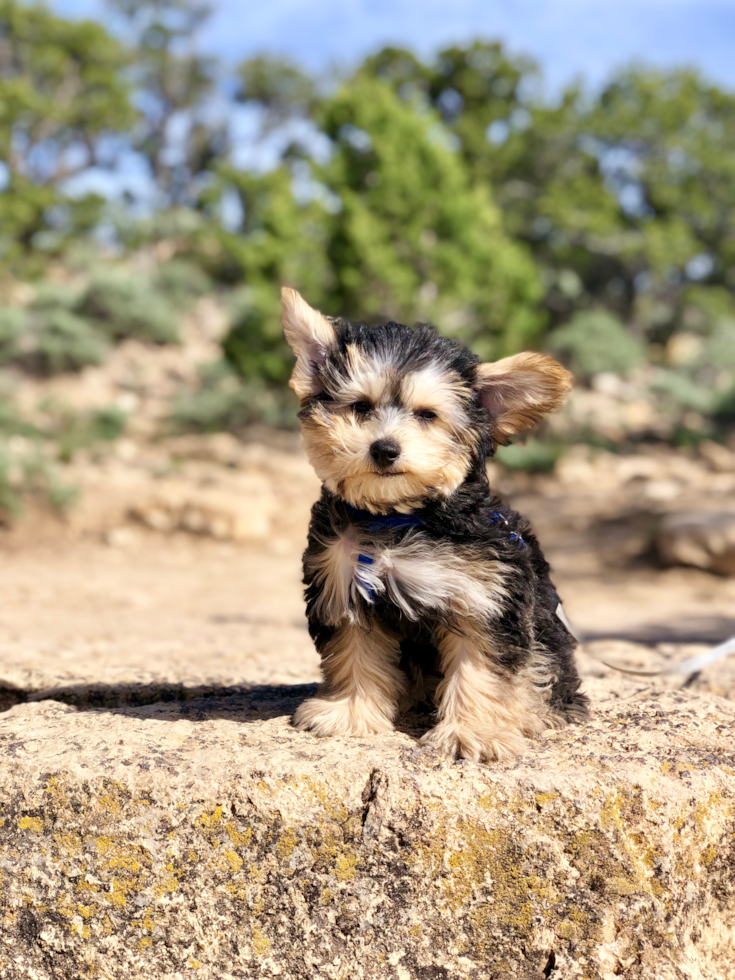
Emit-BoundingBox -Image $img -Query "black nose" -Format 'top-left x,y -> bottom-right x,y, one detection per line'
370,439 -> 401,469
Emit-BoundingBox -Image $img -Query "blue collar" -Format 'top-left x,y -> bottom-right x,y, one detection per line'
346,505 -> 425,534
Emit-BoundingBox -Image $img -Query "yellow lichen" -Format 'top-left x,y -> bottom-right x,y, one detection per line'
335,852 -> 358,882
225,850 -> 243,873
152,863 -> 180,898
18,816 -> 43,833
276,828 -> 298,863
251,925 -> 270,955
195,806 -> 223,831
225,823 -> 252,848
298,776 -> 349,822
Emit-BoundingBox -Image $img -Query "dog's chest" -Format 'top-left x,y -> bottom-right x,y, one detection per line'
308,525 -> 505,625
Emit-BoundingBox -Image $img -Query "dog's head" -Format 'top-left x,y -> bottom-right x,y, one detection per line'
282,288 -> 571,513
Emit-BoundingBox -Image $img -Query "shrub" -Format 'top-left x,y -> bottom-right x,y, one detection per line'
77,270 -> 180,344
0,307 -> 25,364
495,437 -> 563,473
222,286 -> 293,385
549,310 -> 645,380
32,308 -> 109,373
154,259 -> 212,308
171,359 -> 297,433
51,405 -> 128,463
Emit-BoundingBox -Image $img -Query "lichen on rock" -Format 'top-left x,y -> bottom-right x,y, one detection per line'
0,686 -> 734,979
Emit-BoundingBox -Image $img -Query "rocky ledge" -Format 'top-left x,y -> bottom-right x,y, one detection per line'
0,682 -> 734,980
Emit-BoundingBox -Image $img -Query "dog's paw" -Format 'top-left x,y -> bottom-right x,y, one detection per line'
420,722 -> 525,763
293,696 -> 395,737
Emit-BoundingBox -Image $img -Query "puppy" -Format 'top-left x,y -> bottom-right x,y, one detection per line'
282,288 -> 588,762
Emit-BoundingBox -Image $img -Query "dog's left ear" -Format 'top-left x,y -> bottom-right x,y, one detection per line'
475,352 -> 572,444
281,288 -> 337,400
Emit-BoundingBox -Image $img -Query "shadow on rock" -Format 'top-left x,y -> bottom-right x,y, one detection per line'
583,614 -> 735,645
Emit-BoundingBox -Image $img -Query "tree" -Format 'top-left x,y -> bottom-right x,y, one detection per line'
105,0 -> 225,206
0,0 -> 135,264
315,76 -> 544,356
216,74 -> 544,372
587,68 -> 735,340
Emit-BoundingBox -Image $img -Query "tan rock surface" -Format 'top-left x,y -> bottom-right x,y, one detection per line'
1,679 -> 735,980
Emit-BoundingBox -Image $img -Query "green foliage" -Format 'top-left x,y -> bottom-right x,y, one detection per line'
0,396 -> 86,520
495,437 -> 563,473
215,75 -> 544,377
105,0 -> 223,206
50,405 -> 128,463
0,307 -> 24,363
0,0 -> 134,266
77,270 -> 180,344
31,307 -> 109,373
237,55 -> 317,129
549,310 -> 646,379
223,286 -> 292,384
154,258 -> 212,307
171,359 -> 297,433
315,76 -> 544,357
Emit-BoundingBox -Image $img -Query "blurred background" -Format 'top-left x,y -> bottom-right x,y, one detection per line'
2,0 -> 735,698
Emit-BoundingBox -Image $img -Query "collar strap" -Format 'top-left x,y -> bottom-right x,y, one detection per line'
346,505 -> 425,534
345,504 -> 524,548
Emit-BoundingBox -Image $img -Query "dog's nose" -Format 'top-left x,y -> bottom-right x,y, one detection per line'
370,439 -> 401,469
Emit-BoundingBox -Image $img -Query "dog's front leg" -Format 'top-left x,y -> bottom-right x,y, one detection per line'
293,620 -> 404,736
421,627 -> 533,762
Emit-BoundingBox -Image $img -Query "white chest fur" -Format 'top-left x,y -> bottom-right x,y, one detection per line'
307,526 -> 507,626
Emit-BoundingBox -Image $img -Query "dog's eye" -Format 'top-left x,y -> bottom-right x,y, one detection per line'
416,409 -> 437,421
314,391 -> 334,403
351,401 -> 372,415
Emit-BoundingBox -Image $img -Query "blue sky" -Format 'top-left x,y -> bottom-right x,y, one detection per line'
56,0 -> 735,92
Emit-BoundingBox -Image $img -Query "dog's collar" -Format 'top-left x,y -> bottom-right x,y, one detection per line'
346,504 -> 523,547
346,505 -> 425,533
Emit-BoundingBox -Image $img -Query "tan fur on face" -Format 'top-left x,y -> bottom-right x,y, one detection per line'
281,288 -> 336,400
301,356 -> 479,513
293,620 -> 404,736
475,352 -> 572,444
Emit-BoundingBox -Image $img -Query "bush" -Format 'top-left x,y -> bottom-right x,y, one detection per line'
222,286 -> 293,385
51,405 -> 128,463
77,270 -> 180,344
32,308 -> 109,373
154,259 -> 212,308
171,359 -> 297,433
549,310 -> 645,380
495,437 -> 563,473
0,307 -> 25,364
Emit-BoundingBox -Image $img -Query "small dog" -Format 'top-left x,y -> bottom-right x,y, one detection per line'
282,288 -> 588,762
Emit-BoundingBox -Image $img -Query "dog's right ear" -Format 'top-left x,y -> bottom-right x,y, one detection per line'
281,288 -> 337,400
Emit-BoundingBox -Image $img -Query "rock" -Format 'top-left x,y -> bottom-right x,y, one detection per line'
657,511 -> 735,575
1,686 -> 734,979
699,440 -> 735,474
130,478 -> 275,542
